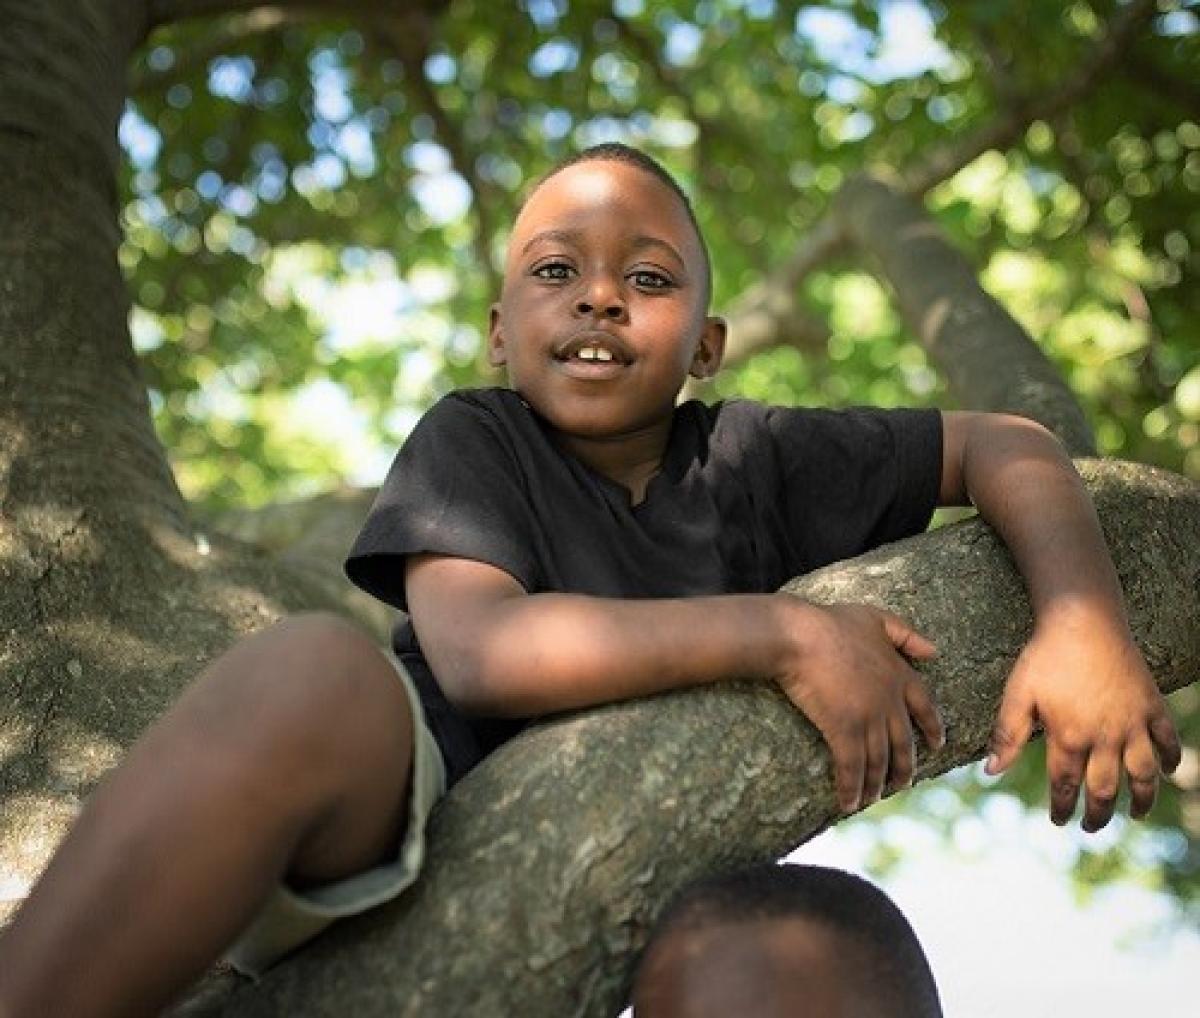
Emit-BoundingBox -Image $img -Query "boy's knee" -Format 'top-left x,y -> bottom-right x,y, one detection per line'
199,612 -> 411,763
254,613 -> 393,699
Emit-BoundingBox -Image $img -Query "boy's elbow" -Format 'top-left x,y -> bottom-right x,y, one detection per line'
962,411 -> 1057,447
431,646 -> 526,718
963,413 -> 1070,472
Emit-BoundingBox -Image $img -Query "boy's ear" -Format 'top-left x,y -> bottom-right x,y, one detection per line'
487,304 -> 506,367
689,316 -> 726,380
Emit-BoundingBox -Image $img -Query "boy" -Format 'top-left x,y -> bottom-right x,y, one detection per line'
0,144 -> 1180,1016
630,863 -> 942,1017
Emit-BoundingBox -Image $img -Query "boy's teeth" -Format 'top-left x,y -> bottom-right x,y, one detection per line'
577,346 -> 614,362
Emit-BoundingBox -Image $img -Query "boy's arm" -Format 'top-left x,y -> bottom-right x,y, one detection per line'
405,554 -> 944,814
940,411 -> 1181,831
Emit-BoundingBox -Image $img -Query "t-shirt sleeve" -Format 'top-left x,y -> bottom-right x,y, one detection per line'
763,404 -> 943,571
344,394 -> 542,612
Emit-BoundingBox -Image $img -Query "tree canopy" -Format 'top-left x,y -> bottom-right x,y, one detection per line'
124,0 -> 1200,504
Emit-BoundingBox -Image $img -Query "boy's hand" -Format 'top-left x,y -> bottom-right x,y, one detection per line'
985,621 -> 1181,831
774,601 -> 944,815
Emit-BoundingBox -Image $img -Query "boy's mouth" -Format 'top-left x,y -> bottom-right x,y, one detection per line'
555,333 -> 633,368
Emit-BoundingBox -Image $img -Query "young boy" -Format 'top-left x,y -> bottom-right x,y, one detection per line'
0,144 -> 1180,1016
630,863 -> 942,1017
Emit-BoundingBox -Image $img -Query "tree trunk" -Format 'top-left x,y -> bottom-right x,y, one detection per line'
0,0 -> 359,917
214,460 -> 1200,1018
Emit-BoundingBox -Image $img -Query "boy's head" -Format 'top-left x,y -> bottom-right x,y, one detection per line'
488,144 -> 725,441
631,864 -> 943,1018
527,144 -> 715,304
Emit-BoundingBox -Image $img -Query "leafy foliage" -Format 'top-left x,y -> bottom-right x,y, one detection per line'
121,0 -> 1199,915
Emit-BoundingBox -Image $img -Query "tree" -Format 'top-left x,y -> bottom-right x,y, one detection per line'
1,1 -> 1197,1014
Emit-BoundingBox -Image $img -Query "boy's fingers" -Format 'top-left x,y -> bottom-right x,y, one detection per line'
887,710 -> 915,792
904,678 -> 944,752
1149,709 -> 1182,774
1125,734 -> 1161,820
880,612 -> 937,660
833,734 -> 865,815
863,722 -> 889,805
1046,740 -> 1087,826
985,685 -> 1034,775
1081,746 -> 1120,833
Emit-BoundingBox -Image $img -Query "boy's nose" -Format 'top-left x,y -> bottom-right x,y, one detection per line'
575,297 -> 626,321
575,279 -> 628,322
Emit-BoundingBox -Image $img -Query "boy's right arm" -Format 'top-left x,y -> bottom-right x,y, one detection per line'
405,553 -> 944,813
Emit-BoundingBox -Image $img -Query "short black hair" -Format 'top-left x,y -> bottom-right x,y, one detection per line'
640,863 -> 943,1017
522,142 -> 713,303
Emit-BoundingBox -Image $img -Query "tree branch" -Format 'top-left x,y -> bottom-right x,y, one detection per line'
721,0 -> 1158,364
217,459 -> 1200,1016
832,173 -> 1095,453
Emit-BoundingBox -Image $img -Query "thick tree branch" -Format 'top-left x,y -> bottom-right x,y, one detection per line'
204,486 -> 392,641
832,173 -> 1095,453
217,460 -> 1199,1016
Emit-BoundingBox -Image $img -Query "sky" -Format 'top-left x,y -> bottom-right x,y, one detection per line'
791,794 -> 1200,1018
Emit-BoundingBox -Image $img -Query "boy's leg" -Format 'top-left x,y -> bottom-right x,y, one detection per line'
0,612 -> 415,1018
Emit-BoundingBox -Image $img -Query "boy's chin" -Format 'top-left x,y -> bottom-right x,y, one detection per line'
524,397 -> 676,441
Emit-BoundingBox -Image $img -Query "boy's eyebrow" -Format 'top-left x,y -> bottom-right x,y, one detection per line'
520,229 -> 687,269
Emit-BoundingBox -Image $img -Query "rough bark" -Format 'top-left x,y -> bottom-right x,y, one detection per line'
210,459 -> 1199,1017
0,0 -> 361,917
832,174 -> 1096,455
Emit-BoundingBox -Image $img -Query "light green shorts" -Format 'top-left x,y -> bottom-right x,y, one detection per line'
224,653 -> 447,978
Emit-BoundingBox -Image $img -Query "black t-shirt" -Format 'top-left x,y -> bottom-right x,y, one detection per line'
346,387 -> 943,787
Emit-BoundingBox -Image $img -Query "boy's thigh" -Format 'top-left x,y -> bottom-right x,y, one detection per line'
224,651 -> 447,978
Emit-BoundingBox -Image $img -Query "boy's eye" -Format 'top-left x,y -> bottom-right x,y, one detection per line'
532,262 -> 575,281
629,269 -> 673,290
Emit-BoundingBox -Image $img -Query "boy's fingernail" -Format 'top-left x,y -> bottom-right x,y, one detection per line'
984,754 -> 999,774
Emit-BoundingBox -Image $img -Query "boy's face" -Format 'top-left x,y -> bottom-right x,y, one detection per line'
489,160 -> 725,441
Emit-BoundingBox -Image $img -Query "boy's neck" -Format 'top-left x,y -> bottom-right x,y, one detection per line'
553,419 -> 673,505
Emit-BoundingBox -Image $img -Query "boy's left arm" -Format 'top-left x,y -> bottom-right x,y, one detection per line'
941,412 -> 1181,831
